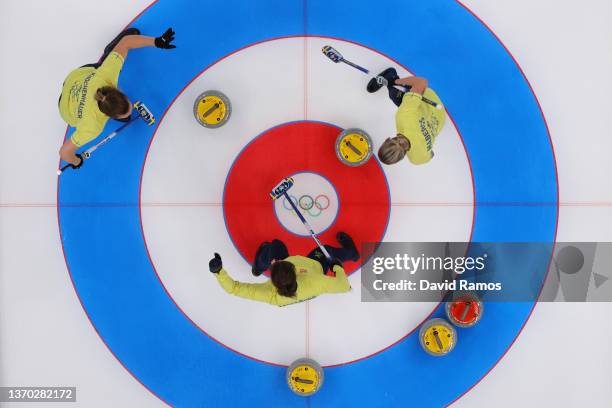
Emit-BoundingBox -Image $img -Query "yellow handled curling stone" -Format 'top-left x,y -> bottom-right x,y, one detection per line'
193,90 -> 231,128
287,358 -> 324,397
419,318 -> 457,357
335,128 -> 373,166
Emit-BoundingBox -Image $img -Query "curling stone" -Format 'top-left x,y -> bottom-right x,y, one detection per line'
445,291 -> 484,328
287,358 -> 324,397
335,128 -> 373,166
193,90 -> 231,128
419,318 -> 457,357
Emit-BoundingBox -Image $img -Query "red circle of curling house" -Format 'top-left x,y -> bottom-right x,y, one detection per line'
223,121 -> 391,275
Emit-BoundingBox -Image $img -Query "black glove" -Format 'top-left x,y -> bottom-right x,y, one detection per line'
328,258 -> 343,276
209,253 -> 222,274
155,28 -> 176,49
70,153 -> 84,169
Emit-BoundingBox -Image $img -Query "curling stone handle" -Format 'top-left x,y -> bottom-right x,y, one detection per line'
345,141 -> 362,156
293,377 -> 314,385
460,301 -> 471,321
433,330 -> 443,351
203,103 -> 220,118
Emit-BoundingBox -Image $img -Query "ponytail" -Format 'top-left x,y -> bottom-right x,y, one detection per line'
94,89 -> 105,103
95,86 -> 130,118
277,281 -> 298,298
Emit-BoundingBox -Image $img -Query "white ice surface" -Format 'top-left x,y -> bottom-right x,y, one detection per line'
0,0 -> 611,407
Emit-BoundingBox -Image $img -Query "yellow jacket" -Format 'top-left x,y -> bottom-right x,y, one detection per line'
395,88 -> 446,165
215,256 -> 351,306
59,52 -> 125,146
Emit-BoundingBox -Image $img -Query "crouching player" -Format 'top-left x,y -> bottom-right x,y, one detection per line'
58,27 -> 176,168
208,232 -> 359,306
367,68 -> 446,166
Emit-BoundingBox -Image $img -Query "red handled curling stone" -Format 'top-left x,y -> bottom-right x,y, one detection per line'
445,292 -> 483,328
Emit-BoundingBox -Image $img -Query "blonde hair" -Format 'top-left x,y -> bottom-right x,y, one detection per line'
377,135 -> 410,165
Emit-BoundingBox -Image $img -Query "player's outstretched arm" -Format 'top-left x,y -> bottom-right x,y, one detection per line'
113,28 -> 176,58
208,253 -> 276,304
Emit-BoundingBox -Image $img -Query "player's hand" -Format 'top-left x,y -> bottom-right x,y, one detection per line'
70,153 -> 84,169
209,253 -> 222,274
155,28 -> 176,49
328,258 -> 343,276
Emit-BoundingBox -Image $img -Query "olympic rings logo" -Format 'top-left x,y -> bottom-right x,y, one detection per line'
282,194 -> 331,217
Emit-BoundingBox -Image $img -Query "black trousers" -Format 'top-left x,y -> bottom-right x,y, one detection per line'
388,86 -> 407,107
82,27 -> 139,69
306,245 -> 357,273
255,240 -> 357,274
